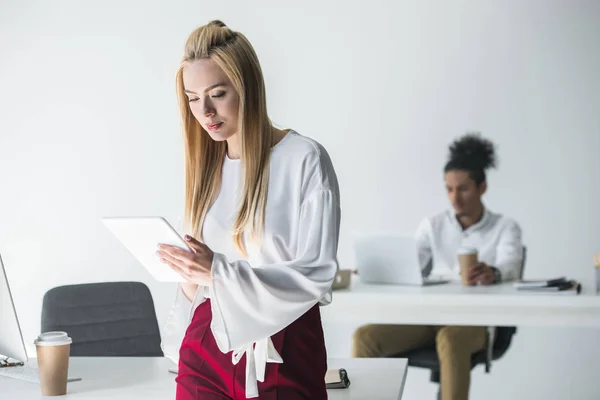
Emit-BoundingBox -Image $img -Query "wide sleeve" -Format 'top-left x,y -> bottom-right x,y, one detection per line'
494,220 -> 524,281
415,217 -> 434,276
161,284 -> 204,364
209,188 -> 340,353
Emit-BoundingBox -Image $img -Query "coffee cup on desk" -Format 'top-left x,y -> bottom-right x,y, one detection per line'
457,247 -> 478,286
34,331 -> 72,396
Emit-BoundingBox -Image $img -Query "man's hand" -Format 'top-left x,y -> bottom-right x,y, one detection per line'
467,262 -> 496,285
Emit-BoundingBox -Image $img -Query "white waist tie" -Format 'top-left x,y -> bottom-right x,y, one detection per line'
203,286 -> 283,398
231,337 -> 284,398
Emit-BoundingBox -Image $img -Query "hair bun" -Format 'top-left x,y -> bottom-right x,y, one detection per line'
448,132 -> 497,171
208,20 -> 227,28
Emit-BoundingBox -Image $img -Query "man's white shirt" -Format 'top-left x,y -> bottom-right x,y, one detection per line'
416,208 -> 524,281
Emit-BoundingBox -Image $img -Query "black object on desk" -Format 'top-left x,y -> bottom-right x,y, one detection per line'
0,357 -> 24,368
515,277 -> 582,294
325,368 -> 351,389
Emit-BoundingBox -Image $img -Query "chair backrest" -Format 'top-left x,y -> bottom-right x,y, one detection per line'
518,246 -> 527,280
491,326 -> 516,359
41,282 -> 163,357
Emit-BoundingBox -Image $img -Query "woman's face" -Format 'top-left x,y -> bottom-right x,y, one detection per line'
183,59 -> 240,142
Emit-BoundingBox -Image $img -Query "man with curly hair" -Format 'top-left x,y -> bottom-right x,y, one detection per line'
352,133 -> 524,400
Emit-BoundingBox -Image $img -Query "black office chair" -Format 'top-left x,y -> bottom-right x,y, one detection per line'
41,281 -> 163,357
391,247 -> 527,399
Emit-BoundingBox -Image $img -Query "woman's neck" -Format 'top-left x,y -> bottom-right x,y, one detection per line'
225,127 -> 287,160
226,133 -> 241,160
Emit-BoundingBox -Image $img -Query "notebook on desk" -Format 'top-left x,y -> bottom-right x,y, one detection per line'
324,368 -> 351,389
514,277 -> 567,289
514,277 -> 581,295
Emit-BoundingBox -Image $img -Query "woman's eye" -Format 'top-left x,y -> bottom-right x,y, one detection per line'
211,91 -> 225,98
188,97 -> 199,103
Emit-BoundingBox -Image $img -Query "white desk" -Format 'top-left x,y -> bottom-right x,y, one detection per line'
322,276 -> 600,327
2,357 -> 408,400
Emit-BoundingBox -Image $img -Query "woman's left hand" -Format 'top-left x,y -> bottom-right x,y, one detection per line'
157,235 -> 214,286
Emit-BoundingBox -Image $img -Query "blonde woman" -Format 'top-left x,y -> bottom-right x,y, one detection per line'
157,20 -> 340,400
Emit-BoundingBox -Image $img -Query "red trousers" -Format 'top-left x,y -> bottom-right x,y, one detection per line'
176,300 -> 328,400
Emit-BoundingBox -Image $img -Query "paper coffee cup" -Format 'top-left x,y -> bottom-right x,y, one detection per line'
457,247 -> 478,286
34,331 -> 72,396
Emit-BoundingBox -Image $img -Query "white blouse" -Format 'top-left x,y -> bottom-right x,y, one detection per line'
161,131 -> 341,398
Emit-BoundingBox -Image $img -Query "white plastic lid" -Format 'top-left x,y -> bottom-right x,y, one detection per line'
34,331 -> 72,346
456,247 -> 477,255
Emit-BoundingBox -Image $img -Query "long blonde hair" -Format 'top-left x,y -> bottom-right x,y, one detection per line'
176,20 -> 273,257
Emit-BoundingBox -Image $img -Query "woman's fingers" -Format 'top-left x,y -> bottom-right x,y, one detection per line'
183,235 -> 209,253
162,258 -> 191,281
159,245 -> 194,263
158,250 -> 192,274
158,241 -> 213,283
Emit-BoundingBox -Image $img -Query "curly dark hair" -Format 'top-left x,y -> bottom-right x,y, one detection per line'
444,133 -> 497,185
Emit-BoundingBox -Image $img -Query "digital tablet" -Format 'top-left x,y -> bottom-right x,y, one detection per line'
102,216 -> 190,282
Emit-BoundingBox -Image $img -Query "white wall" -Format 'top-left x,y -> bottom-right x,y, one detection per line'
1,0 -> 599,398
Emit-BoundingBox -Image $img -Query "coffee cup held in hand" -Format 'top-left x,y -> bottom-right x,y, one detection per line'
457,247 -> 478,286
34,331 -> 72,396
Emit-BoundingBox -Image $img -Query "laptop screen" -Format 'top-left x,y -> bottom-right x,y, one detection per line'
0,255 -> 28,363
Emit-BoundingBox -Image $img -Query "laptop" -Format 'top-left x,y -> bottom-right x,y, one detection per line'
0,254 -> 81,383
353,233 -> 449,286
